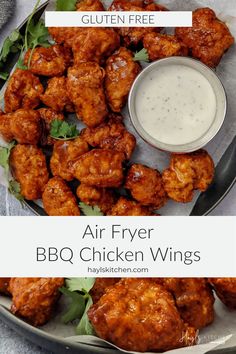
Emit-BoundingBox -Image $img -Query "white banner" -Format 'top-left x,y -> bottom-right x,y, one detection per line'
45,11 -> 192,28
0,216 -> 235,277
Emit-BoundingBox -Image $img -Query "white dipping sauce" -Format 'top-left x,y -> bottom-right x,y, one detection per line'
136,64 -> 217,145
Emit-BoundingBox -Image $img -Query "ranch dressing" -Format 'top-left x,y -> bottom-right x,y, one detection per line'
136,64 -> 217,145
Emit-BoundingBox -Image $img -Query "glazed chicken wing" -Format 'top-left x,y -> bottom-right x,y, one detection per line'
77,184 -> 116,214
4,69 -> 44,113
50,137 -> 89,181
24,45 -> 72,77
143,33 -> 188,61
74,149 -> 124,188
10,109 -> 42,145
105,47 -> 141,112
41,77 -> 74,113
9,278 -> 64,326
0,278 -> 10,295
38,108 -> 64,146
162,150 -> 214,203
209,278 -> 236,309
81,115 -> 136,159
0,112 -> 14,142
109,196 -> 154,216
90,278 -> 120,303
67,63 -> 108,127
176,8 -> 234,67
72,28 -> 120,65
42,177 -> 80,216
10,145 -> 49,200
88,278 -> 197,352
125,164 -> 167,209
76,0 -> 105,11
157,278 -> 215,329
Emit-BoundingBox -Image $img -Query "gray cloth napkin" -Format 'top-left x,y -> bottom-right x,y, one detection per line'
0,0 -> 16,30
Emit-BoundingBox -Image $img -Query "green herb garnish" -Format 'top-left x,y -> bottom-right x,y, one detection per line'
0,30 -> 23,80
60,278 -> 96,335
56,0 -> 77,11
79,202 -> 104,216
8,180 -> 24,202
50,119 -> 80,141
133,48 -> 149,62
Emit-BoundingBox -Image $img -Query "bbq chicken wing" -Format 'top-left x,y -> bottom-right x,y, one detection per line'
50,137 -> 89,181
90,278 -> 120,303
125,164 -> 167,209
72,28 -> 120,65
10,109 -> 42,145
24,45 -> 72,77
67,63 -> 108,127
74,149 -> 124,188
157,278 -> 215,329
109,196 -> 154,216
10,145 -> 49,200
105,47 -> 141,112
162,150 -> 214,203
77,184 -> 116,214
48,27 -> 85,47
4,69 -> 44,113
143,33 -> 188,61
76,0 -> 104,11
175,8 -> 234,67
0,112 -> 14,142
209,278 -> 236,309
42,177 -> 80,216
9,278 -> 64,326
38,108 -> 64,146
0,278 -> 10,295
41,77 -> 74,113
88,278 -> 197,352
81,116 -> 136,159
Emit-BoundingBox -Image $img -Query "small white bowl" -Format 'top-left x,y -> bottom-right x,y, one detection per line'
128,56 -> 227,153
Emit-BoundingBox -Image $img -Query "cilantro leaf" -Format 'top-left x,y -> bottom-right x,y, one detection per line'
56,0 -> 77,11
0,141 -> 16,177
60,287 -> 86,324
133,48 -> 149,62
0,30 -> 23,80
8,180 -> 24,203
79,202 -> 104,216
50,119 -> 80,141
66,278 -> 96,293
0,72 -> 9,80
76,296 -> 94,336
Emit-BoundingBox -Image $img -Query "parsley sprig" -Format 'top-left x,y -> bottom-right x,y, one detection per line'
50,119 -> 80,141
79,202 -> 104,216
56,0 -> 77,11
134,48 -> 149,62
60,278 -> 96,335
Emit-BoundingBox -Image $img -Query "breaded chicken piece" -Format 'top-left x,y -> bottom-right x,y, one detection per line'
50,137 -> 89,181
72,28 -> 120,65
10,145 -> 49,200
74,149 -> 124,188
4,69 -> 44,113
49,27 -> 86,47
105,47 -> 141,112
125,164 -> 167,209
81,116 -> 136,159
9,278 -> 64,326
143,33 -> 188,61
209,278 -> 236,309
109,196 -> 154,216
38,108 -> 64,146
162,150 -> 214,203
90,278 -> 120,303
24,45 -> 72,77
88,278 -> 197,352
109,0 -> 167,47
42,177 -> 80,216
0,112 -> 14,142
157,278 -> 214,329
10,109 -> 42,145
67,63 -> 108,127
41,77 -> 74,113
176,8 -> 234,67
77,184 -> 116,214
76,0 -> 104,11
0,278 -> 10,295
